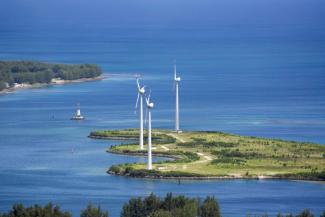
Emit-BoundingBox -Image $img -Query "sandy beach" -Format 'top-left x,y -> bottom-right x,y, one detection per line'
0,76 -> 104,95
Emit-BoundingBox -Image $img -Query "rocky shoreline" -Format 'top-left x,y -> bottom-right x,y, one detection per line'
108,172 -> 325,182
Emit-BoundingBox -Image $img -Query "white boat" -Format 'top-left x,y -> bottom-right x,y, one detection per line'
71,103 -> 85,120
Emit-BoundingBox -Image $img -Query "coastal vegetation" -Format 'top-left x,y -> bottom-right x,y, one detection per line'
81,204 -> 108,217
0,203 -> 109,217
90,129 -> 325,180
89,129 -> 176,144
120,193 -> 220,217
1,194 -> 324,217
0,203 -> 72,217
0,61 -> 102,91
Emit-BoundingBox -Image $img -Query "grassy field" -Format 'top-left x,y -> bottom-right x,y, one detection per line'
90,129 -> 325,180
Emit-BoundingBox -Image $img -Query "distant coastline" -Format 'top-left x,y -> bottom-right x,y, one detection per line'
0,60 -> 103,95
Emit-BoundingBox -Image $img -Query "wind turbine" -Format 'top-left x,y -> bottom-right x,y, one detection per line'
174,63 -> 181,132
145,92 -> 154,170
135,77 -> 145,150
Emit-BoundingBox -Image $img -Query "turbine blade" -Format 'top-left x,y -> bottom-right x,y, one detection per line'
145,91 -> 150,105
174,62 -> 177,80
135,93 -> 140,114
136,78 -> 140,90
148,90 -> 151,102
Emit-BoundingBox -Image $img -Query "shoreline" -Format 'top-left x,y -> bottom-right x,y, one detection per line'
107,149 -> 325,182
107,170 -> 325,182
0,76 -> 104,95
89,135 -> 138,141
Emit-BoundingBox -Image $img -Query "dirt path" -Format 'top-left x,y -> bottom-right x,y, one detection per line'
194,152 -> 213,164
159,133 -> 213,166
161,145 -> 170,151
167,133 -> 186,143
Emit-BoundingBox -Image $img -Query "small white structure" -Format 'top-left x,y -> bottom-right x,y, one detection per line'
145,92 -> 154,170
71,103 -> 85,120
135,77 -> 145,150
174,63 -> 182,133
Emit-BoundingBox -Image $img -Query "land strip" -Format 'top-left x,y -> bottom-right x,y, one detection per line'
90,129 -> 325,181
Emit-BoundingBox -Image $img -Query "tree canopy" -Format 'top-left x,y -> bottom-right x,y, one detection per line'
120,193 -> 220,217
0,197 -> 324,217
80,203 -> 109,217
0,203 -> 71,217
0,61 -> 102,90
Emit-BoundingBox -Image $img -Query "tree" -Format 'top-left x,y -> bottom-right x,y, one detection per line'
320,210 -> 325,217
150,210 -> 172,217
161,193 -> 173,211
143,193 -> 161,216
0,81 -> 7,91
296,209 -> 314,217
80,203 -> 109,217
0,203 -> 71,217
201,196 -> 221,217
121,197 -> 144,217
276,213 -> 294,217
171,201 -> 198,217
0,61 -> 102,88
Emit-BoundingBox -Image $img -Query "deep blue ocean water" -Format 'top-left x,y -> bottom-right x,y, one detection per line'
0,25 -> 325,216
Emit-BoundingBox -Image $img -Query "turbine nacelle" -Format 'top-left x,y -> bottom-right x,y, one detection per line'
147,102 -> 154,109
136,78 -> 146,95
174,63 -> 181,83
139,86 -> 145,94
145,91 -> 154,109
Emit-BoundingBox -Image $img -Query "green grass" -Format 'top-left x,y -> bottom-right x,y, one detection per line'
90,129 -> 325,180
89,129 -> 175,144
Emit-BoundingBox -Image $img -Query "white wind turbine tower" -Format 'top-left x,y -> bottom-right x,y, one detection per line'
174,63 -> 181,132
135,77 -> 145,150
145,92 -> 154,170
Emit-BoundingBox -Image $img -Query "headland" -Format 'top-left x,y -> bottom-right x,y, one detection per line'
89,129 -> 325,181
0,60 -> 103,94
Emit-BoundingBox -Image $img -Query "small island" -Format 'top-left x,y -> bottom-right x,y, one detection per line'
89,129 -> 325,181
0,61 -> 102,93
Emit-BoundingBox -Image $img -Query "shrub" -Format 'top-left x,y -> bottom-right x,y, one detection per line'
109,165 -> 121,174
211,150 -> 264,159
211,158 -> 246,165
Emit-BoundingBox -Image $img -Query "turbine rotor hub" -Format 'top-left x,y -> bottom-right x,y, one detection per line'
147,102 -> 154,108
139,87 -> 145,94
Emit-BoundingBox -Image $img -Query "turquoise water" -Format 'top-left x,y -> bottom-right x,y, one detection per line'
0,25 -> 325,216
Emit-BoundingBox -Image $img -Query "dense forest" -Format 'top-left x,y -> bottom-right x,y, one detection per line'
0,193 -> 324,217
0,61 -> 102,91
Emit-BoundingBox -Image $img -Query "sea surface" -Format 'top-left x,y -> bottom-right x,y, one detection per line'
0,25 -> 325,216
